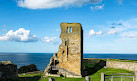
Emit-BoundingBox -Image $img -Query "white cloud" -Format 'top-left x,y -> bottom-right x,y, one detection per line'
120,18 -> 137,29
18,0 -> 102,9
103,17 -> 137,43
116,31 -> 137,42
107,28 -> 124,35
108,18 -> 137,30
121,31 -> 137,38
96,31 -> 102,35
106,18 -> 137,35
91,4 -> 104,10
88,18 -> 137,38
89,29 -> 102,36
107,30 -> 118,34
43,36 -> 57,43
89,30 -> 95,36
0,28 -> 38,42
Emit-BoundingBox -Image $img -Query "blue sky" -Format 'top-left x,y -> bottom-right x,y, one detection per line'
0,0 -> 137,53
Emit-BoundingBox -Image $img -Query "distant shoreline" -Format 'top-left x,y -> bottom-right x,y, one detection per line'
0,52 -> 137,54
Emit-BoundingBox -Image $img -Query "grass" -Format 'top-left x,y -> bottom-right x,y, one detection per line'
89,68 -> 133,81
19,73 -> 43,77
16,58 -> 135,81
17,68 -> 133,81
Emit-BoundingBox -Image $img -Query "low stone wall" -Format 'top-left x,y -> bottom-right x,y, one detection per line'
106,60 -> 137,71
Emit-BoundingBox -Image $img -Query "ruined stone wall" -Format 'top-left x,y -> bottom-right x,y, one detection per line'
57,23 -> 83,76
106,61 -> 137,71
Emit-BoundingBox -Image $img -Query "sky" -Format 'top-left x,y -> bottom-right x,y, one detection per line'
0,0 -> 137,54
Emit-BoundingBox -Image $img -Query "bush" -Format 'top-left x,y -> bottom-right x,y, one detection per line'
18,64 -> 38,73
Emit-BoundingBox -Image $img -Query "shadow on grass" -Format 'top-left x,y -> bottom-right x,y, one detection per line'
19,76 -> 41,81
5,76 -> 41,81
83,60 -> 106,76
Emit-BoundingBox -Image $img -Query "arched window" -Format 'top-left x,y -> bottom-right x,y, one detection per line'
67,27 -> 69,33
70,27 -> 72,33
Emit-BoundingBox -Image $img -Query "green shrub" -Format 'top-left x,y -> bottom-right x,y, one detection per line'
18,64 -> 38,73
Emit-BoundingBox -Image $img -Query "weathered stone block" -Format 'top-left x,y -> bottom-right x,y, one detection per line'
85,76 -> 90,81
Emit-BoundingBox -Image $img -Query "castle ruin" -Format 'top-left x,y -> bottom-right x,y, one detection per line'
44,23 -> 83,78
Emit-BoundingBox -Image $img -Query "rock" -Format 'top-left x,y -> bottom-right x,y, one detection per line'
0,61 -> 13,65
18,64 -> 38,73
0,61 -> 18,80
0,72 -> 3,78
49,78 -> 55,81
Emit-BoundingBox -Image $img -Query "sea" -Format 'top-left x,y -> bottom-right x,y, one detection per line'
0,53 -> 137,70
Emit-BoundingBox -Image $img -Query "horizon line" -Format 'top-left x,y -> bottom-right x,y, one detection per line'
0,52 -> 137,54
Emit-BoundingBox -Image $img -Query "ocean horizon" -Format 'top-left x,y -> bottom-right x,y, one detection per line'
0,53 -> 137,70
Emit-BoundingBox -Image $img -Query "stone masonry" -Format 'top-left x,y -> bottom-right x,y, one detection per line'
44,23 -> 83,78
106,60 -> 137,71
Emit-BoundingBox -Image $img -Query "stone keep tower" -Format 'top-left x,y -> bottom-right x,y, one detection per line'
44,23 -> 83,78
57,23 -> 83,76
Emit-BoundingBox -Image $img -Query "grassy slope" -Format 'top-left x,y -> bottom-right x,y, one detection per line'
18,68 -> 133,81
